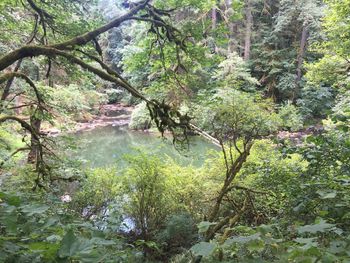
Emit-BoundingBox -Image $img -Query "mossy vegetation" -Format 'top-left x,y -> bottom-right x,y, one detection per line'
1,0 -> 350,262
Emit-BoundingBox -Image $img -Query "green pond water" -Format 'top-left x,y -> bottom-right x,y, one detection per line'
74,125 -> 219,168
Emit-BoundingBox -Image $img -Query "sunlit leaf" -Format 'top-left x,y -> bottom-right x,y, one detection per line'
191,242 -> 216,257
197,221 -> 216,234
297,219 -> 335,234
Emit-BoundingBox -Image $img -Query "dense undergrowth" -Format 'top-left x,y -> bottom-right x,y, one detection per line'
1,120 -> 350,262
1,0 -> 350,262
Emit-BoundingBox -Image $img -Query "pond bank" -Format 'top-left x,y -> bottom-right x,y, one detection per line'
44,103 -> 134,136
75,104 -> 134,132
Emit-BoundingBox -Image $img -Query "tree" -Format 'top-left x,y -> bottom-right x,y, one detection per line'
305,0 -> 350,92
0,0 -> 193,186
243,0 -> 253,61
250,0 -> 323,102
195,89 -> 280,240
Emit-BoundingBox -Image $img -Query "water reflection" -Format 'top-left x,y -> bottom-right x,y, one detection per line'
74,125 -> 218,167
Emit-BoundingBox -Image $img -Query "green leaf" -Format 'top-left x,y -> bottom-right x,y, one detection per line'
225,233 -> 261,245
247,239 -> 265,252
294,237 -> 318,250
28,242 -> 60,258
257,224 -> 274,235
46,235 -> 62,243
328,240 -> 347,254
316,190 -> 337,199
0,192 -> 21,207
58,229 -> 79,258
20,204 -> 49,216
197,221 -> 216,234
297,219 -> 335,234
0,209 -> 18,234
58,229 -> 94,258
90,238 -> 116,246
1,241 -> 22,253
191,242 -> 216,257
76,251 -> 105,263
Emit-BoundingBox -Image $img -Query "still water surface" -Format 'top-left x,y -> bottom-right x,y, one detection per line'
74,125 -> 218,167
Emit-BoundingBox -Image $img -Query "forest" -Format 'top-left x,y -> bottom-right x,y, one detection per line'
0,0 -> 349,262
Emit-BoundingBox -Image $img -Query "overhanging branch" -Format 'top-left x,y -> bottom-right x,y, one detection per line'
0,72 -> 43,104
51,0 -> 151,50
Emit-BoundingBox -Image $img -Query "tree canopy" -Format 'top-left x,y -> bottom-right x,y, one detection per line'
0,0 -> 350,262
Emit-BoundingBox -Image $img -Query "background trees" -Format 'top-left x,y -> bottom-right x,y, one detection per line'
1,0 -> 350,262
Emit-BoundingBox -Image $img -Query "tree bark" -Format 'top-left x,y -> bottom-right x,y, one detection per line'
27,114 -> 41,164
0,46 -> 147,101
207,142 -> 253,223
294,25 -> 309,101
1,59 -> 23,101
211,7 -> 217,31
243,0 -> 253,60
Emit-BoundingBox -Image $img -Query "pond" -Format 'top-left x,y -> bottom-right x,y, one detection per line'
74,125 -> 219,168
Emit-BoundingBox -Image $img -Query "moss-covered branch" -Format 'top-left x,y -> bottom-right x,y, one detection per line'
0,115 -> 48,185
51,0 -> 151,50
0,72 -> 43,104
0,0 -> 149,70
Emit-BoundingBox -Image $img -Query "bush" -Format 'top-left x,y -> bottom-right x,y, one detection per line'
83,89 -> 107,113
331,90 -> 350,130
157,213 -> 197,253
118,151 -> 208,240
0,174 -> 139,263
70,167 -> 120,217
119,152 -> 170,239
37,83 -> 106,125
189,132 -> 350,263
0,125 -> 26,169
196,89 -> 281,137
129,102 -> 152,130
297,85 -> 334,118
278,101 -> 303,131
105,88 -> 124,104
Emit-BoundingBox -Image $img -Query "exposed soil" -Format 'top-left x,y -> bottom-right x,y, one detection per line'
276,125 -> 324,145
44,103 -> 134,136
74,104 -> 134,132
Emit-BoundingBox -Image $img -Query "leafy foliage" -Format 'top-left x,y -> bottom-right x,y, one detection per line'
129,102 -> 153,130
278,101 -> 303,131
1,0 -> 350,262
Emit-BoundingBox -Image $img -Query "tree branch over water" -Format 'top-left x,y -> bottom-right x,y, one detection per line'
0,0 -> 214,186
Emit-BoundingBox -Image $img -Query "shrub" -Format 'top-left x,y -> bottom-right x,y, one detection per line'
119,151 -> 209,240
0,174 -> 138,263
278,101 -> 303,131
105,88 -> 124,104
119,152 -> 170,239
0,125 -> 26,169
70,167 -> 120,217
129,102 -> 152,130
157,213 -> 197,253
297,85 -> 334,118
331,90 -> 350,130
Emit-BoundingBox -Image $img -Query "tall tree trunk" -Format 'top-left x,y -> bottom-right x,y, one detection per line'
211,7 -> 217,31
294,25 -> 309,101
225,0 -> 237,53
243,0 -> 253,60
